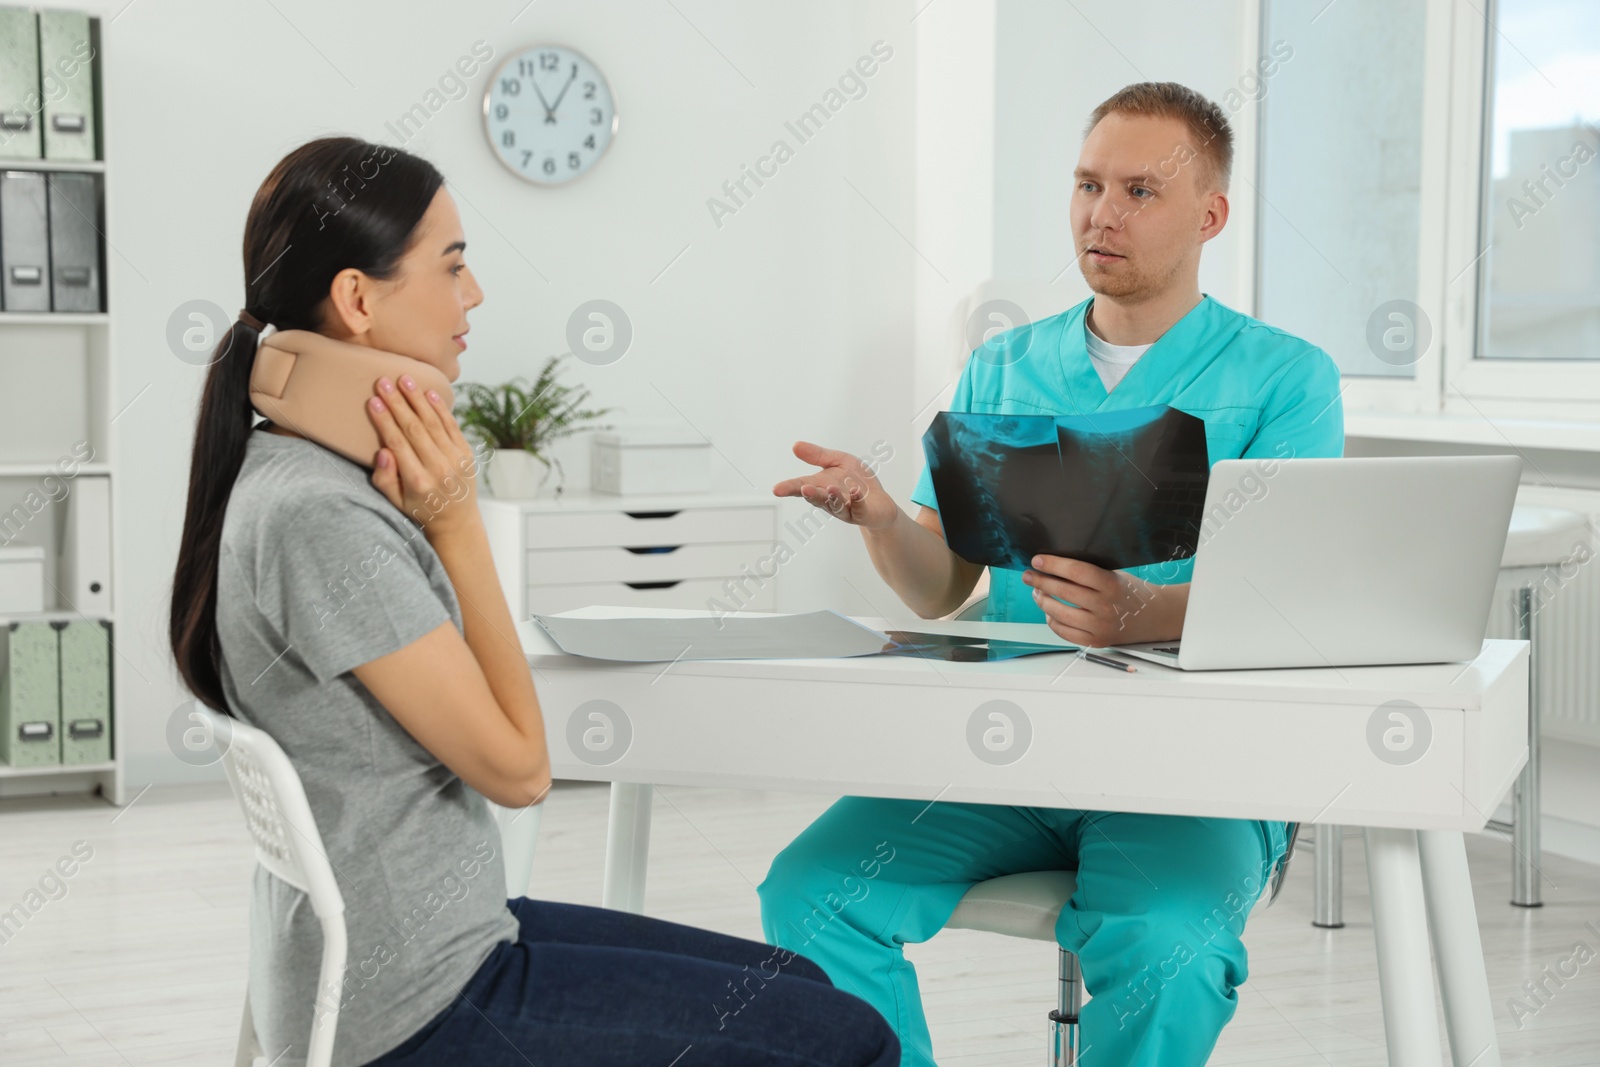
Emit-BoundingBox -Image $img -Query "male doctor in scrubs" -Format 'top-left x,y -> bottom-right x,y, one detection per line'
758,81 -> 1343,1066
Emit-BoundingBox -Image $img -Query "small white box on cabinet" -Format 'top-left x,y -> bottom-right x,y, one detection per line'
591,425 -> 711,495
0,546 -> 46,614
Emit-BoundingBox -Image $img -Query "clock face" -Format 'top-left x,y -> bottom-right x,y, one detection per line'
483,44 -> 618,185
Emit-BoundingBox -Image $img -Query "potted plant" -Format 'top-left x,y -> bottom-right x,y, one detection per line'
453,355 -> 613,499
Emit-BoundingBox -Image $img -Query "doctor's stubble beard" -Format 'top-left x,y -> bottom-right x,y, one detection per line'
1079,248 -> 1189,303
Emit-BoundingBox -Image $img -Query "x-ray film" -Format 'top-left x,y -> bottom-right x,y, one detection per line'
878,629 -> 1078,661
922,405 -> 1210,572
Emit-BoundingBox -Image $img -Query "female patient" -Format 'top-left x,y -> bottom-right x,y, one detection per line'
168,136 -> 897,1067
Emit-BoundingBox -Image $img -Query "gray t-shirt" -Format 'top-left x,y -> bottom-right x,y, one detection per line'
215,425 -> 519,1067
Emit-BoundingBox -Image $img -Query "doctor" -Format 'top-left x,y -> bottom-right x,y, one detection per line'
758,81 -> 1343,1066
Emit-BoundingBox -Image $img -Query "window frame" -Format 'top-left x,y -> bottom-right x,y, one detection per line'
1443,0 -> 1600,412
1255,0 -> 1600,423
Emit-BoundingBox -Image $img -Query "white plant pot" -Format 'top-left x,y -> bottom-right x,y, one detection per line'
486,449 -> 554,499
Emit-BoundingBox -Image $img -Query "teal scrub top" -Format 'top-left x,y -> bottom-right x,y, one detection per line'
910,293 -> 1345,624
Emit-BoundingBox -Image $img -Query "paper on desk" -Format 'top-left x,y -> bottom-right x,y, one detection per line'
531,610 -> 895,662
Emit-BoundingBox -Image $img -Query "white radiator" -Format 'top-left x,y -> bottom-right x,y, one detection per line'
1484,488 -> 1600,746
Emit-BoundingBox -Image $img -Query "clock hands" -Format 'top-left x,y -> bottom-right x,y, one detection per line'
532,80 -> 557,124
544,68 -> 579,123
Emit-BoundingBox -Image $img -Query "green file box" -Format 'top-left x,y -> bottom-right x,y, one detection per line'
59,618 -> 111,764
0,7 -> 42,160
0,620 -> 61,767
38,10 -> 96,162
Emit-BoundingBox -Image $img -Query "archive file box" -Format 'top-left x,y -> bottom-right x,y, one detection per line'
47,171 -> 100,311
59,618 -> 110,764
0,620 -> 60,768
38,9 -> 96,162
0,6 -> 41,160
0,544 -> 45,613
0,168 -> 48,311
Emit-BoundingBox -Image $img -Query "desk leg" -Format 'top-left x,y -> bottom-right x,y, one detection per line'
602,782 -> 653,913
1419,830 -> 1501,1067
1365,827 -> 1445,1066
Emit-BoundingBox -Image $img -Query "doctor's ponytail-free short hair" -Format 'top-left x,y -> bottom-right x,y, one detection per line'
1084,81 -> 1233,195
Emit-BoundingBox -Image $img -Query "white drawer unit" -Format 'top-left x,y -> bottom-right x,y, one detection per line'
481,490 -> 781,621
524,506 -> 773,550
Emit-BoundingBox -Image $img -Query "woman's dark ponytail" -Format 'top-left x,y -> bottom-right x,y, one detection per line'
169,137 -> 443,714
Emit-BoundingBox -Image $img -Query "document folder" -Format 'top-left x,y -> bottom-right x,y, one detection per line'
47,172 -> 101,311
59,619 -> 111,765
38,9 -> 96,162
60,475 -> 112,612
0,620 -> 61,768
0,169 -> 49,311
0,7 -> 42,160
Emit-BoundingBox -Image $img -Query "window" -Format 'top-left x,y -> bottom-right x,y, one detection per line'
1256,0 -> 1600,421
1475,0 -> 1600,364
1256,0 -> 1429,380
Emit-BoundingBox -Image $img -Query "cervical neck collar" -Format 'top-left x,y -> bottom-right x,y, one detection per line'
248,329 -> 456,469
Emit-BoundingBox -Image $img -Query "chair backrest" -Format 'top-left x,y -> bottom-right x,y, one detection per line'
198,705 -> 347,921
201,705 -> 350,1065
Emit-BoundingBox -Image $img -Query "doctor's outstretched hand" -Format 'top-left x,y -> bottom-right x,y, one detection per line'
774,441 -> 897,529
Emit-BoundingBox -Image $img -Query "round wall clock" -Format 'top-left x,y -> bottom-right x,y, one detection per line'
482,43 -> 618,185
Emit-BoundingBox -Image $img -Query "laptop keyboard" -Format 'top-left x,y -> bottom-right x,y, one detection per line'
1153,645 -> 1181,654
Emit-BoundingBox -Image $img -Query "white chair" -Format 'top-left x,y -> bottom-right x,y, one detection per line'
207,703 -> 549,1067
1312,503 -> 1591,920
488,799 -> 544,898
198,705 -> 348,1067
940,596 -> 1297,1064
946,852 -> 1296,1067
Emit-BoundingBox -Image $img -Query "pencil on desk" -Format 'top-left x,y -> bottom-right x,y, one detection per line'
1080,650 -> 1137,673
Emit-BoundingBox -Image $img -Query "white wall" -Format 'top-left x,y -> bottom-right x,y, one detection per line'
991,0 -> 1256,312
98,0 -> 919,785
90,0 -> 1261,787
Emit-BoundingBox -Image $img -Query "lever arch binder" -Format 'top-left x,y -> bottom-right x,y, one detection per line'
60,475 -> 111,612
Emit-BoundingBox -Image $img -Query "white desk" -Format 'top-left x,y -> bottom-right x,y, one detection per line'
512,607 -> 1529,1067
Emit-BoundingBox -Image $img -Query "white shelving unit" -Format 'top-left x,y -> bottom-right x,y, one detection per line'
0,10 -> 118,803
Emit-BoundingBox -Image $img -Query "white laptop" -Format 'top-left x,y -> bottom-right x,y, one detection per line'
1110,455 -> 1521,670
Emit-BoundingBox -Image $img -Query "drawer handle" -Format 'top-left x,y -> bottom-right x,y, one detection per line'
624,546 -> 682,555
625,580 -> 682,590
623,510 -> 682,520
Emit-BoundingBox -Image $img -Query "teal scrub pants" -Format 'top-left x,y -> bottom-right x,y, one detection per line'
757,798 -> 1285,1067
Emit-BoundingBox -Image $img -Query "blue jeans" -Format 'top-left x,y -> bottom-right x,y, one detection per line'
363,896 -> 900,1067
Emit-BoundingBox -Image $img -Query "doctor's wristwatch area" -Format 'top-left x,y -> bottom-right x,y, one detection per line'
0,6 -> 104,314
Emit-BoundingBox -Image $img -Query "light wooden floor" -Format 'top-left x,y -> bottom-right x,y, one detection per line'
3,780 -> 1598,1065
